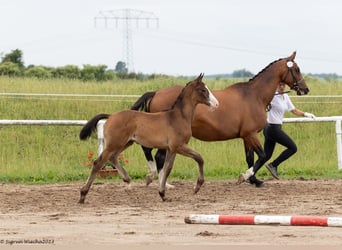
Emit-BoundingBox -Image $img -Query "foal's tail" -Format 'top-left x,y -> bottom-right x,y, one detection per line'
130,91 -> 156,112
79,114 -> 110,140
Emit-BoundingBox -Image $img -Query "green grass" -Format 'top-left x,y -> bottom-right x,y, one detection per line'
0,76 -> 342,184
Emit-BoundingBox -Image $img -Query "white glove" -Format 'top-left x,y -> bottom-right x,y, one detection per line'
304,112 -> 316,119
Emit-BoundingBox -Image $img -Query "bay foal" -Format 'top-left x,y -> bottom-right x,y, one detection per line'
78,74 -> 219,203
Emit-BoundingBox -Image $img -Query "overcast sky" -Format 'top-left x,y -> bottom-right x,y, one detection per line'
1,0 -> 341,76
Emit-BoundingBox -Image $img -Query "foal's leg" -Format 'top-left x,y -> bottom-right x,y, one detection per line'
158,151 -> 176,201
176,145 -> 204,193
108,152 -> 131,185
156,149 -> 175,189
79,148 -> 112,204
142,147 -> 174,188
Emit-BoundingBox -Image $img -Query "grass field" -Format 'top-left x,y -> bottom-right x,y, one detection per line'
0,75 -> 342,184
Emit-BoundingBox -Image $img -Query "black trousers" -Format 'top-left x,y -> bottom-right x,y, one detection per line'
263,123 -> 297,168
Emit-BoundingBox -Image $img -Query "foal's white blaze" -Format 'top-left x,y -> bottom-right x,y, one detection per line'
206,85 -> 219,109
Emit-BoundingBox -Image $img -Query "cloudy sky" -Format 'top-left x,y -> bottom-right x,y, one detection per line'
1,0 -> 341,76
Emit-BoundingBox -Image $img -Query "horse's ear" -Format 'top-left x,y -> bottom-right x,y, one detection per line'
197,73 -> 204,81
288,51 -> 296,61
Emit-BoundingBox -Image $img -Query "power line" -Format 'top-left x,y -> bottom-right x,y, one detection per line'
94,9 -> 159,72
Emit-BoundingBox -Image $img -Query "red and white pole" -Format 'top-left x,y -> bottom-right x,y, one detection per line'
184,214 -> 342,227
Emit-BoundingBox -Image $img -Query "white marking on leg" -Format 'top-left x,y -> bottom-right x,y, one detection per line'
158,169 -> 164,186
158,169 -> 175,189
247,167 -> 254,177
148,161 -> 157,176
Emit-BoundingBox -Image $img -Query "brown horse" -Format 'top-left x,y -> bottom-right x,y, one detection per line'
131,52 -> 309,187
78,74 -> 219,203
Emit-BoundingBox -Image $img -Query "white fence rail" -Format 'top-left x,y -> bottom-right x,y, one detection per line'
282,116 -> 342,170
1,116 -> 341,169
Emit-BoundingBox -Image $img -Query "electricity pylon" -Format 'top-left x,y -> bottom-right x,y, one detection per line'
94,9 -> 159,72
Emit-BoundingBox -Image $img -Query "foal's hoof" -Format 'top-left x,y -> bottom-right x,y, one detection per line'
79,190 -> 87,204
145,176 -> 153,186
236,173 -> 247,185
165,182 -> 175,189
194,179 -> 204,193
158,191 -> 172,202
159,191 -> 165,200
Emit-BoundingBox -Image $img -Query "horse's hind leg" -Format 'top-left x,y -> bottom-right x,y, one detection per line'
79,149 -> 112,204
109,153 -> 131,186
142,146 -> 157,186
237,135 -> 266,185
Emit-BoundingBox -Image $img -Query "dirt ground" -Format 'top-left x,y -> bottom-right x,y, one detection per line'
1,179 -> 342,247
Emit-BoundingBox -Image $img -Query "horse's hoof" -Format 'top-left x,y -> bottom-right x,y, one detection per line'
249,176 -> 265,188
159,191 -> 172,201
255,182 -> 265,188
160,196 -> 172,202
146,176 -> 153,186
236,173 -> 246,185
159,191 -> 165,200
194,180 -> 204,194
165,182 -> 175,189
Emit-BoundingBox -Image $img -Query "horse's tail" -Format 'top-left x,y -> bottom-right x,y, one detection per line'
79,113 -> 110,140
130,91 -> 156,112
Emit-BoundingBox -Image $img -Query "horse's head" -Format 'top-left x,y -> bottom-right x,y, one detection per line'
281,51 -> 309,96
190,73 -> 219,109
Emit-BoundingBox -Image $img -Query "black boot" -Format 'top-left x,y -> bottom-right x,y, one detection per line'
266,163 -> 279,179
249,175 -> 264,188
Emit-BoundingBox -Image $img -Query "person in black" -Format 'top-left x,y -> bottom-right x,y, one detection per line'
264,82 -> 316,179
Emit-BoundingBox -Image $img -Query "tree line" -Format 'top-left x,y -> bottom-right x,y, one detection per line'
0,49 -> 157,81
2,49 -> 339,81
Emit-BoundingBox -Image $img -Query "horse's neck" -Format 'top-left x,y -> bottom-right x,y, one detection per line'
173,94 -> 197,123
250,67 -> 283,105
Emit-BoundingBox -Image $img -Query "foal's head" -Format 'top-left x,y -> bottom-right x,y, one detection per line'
280,51 -> 309,96
185,73 -> 219,109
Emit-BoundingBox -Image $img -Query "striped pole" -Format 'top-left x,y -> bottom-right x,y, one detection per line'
184,214 -> 342,227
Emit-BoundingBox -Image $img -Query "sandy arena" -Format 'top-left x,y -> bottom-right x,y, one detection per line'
1,179 -> 342,247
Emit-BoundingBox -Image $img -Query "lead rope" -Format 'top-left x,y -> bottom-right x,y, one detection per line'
266,90 -> 292,112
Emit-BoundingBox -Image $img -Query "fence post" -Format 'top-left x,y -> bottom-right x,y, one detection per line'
336,120 -> 342,170
97,120 -> 105,155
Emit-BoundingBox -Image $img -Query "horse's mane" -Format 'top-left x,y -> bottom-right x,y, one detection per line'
248,57 -> 283,82
223,57 -> 284,92
169,81 -> 191,110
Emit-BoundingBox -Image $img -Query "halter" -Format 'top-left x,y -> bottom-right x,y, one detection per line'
281,60 -> 304,91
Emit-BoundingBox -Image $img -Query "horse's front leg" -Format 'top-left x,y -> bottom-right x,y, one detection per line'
79,149 -> 112,204
108,153 -> 131,187
176,145 -> 204,193
158,151 -> 176,201
156,149 -> 175,189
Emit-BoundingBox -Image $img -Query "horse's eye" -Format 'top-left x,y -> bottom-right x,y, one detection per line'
199,89 -> 207,94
